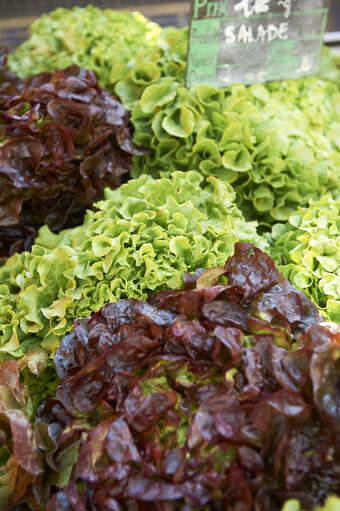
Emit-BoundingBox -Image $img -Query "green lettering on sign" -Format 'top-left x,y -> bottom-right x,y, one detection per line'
187,19 -> 219,87
193,0 -> 229,19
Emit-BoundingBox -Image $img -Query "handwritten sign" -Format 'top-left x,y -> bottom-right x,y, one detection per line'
186,0 -> 329,88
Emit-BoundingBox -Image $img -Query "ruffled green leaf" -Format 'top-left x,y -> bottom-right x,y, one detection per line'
140,80 -> 177,113
162,105 -> 195,137
26,347 -> 49,378
131,61 -> 161,86
222,144 -> 252,172
271,195 -> 340,322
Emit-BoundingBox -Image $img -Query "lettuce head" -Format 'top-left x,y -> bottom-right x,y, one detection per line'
131,77 -> 340,229
0,171 -> 267,390
8,6 -> 161,85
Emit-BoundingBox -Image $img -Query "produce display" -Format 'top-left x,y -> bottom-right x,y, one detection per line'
271,195 -> 340,323
1,4 -> 340,510
3,242 -> 338,510
9,8 -> 340,229
0,55 -> 142,260
131,77 -> 340,227
0,171 -> 266,410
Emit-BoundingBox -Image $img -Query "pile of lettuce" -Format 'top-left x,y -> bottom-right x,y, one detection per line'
7,6 -> 185,91
0,171 -> 266,406
4,7 -> 340,509
5,243 -> 340,510
0,57 -> 142,260
116,37 -> 340,228
130,78 -> 340,227
7,6 -> 189,116
9,8 -> 340,229
271,195 -> 340,323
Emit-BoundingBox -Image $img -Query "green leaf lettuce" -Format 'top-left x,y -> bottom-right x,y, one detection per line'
131,78 -> 340,228
270,194 -> 340,322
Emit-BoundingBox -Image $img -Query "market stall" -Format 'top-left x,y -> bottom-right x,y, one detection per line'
1,2 -> 340,510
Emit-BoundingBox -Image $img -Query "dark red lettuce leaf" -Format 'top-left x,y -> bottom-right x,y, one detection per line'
0,48 -> 22,109
1,410 -> 44,476
224,242 -> 278,305
0,54 -> 145,259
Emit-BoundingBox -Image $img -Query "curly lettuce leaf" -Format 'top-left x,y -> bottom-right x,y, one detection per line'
131,77 -> 340,228
270,195 -> 340,322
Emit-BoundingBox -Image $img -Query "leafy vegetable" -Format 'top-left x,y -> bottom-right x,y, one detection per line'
0,48 -> 21,108
0,172 -> 266,402
8,6 -> 188,110
10,8 -> 340,229
130,77 -> 340,228
282,496 -> 340,511
4,242 -> 338,511
271,195 -> 340,323
8,6 -> 163,88
0,57 -> 143,260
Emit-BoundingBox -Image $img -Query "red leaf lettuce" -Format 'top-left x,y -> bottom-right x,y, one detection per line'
0,53 -> 144,260
3,244 -> 340,511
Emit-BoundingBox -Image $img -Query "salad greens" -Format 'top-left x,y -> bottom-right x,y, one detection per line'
8,6 -> 163,88
4,7 -> 340,508
3,242 -> 335,511
271,195 -> 340,323
0,58 -> 142,260
130,77 -> 340,227
0,171 -> 266,398
9,7 -> 340,228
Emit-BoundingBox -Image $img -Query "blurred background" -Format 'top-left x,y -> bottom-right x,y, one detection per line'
328,0 -> 340,31
0,0 -> 339,50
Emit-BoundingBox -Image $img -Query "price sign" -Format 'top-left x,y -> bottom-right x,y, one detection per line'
186,0 -> 329,87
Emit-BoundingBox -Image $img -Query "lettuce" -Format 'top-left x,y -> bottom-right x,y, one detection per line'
8,6 -> 188,114
0,59 -> 143,260
270,195 -> 340,322
131,77 -> 340,228
1,243 -> 332,510
9,8 -> 340,229
282,496 -> 340,511
8,6 -> 163,88
0,171 -> 266,378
